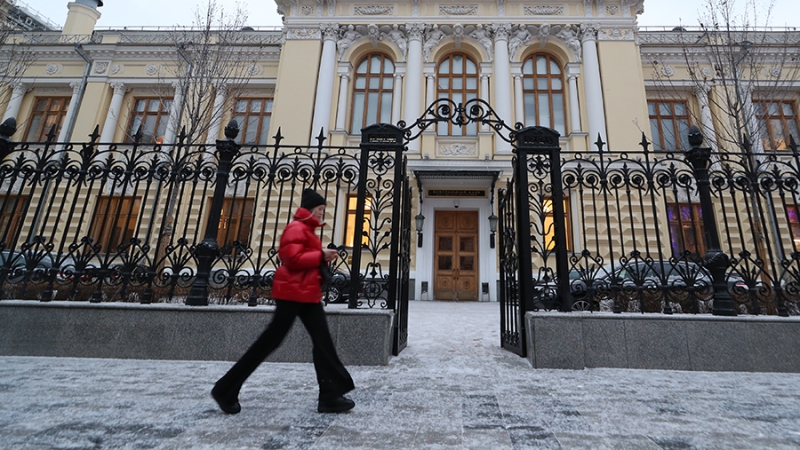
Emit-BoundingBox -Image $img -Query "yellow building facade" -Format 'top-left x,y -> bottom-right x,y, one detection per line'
1,0 -> 798,307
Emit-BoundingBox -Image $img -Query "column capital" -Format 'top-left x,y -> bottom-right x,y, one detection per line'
109,81 -> 128,94
692,83 -> 711,97
405,23 -> 425,42
337,61 -> 353,74
492,23 -> 512,42
320,22 -> 340,41
579,23 -> 600,43
9,80 -> 29,94
69,81 -> 82,93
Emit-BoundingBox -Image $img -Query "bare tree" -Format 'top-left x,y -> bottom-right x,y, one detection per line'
160,0 -> 269,145
648,0 -> 800,152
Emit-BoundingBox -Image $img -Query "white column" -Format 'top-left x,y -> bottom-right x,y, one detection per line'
492,23 -> 513,153
513,74 -> 524,126
581,25 -> 607,148
424,70 -> 435,109
57,81 -> 82,143
693,83 -> 716,151
163,81 -> 183,145
99,82 -> 127,147
404,23 -> 425,153
480,63 -> 492,132
205,82 -> 228,145
741,83 -> 763,153
391,65 -> 405,125
566,63 -> 583,133
334,63 -> 352,131
311,23 -> 339,143
3,82 -> 27,122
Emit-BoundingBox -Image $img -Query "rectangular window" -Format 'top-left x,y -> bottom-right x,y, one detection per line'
648,100 -> 691,151
667,203 -> 705,257
0,195 -> 28,244
543,197 -> 572,252
343,194 -> 372,248
213,197 -> 255,250
24,97 -> 70,142
88,197 -> 141,253
233,98 -> 273,146
756,101 -> 800,150
126,98 -> 173,144
788,205 -> 800,248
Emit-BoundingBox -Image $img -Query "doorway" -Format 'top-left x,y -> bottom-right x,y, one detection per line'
434,210 -> 479,300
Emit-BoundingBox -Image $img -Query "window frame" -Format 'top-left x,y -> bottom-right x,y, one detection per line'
342,193 -> 373,248
24,97 -> 70,142
0,195 -> 29,246
88,196 -> 142,253
522,54 -> 567,134
648,99 -> 692,151
755,100 -> 800,151
125,97 -> 173,144
666,202 -> 706,258
233,98 -> 274,146
542,197 -> 572,252
436,53 -> 479,136
350,53 -> 395,135
211,197 -> 255,252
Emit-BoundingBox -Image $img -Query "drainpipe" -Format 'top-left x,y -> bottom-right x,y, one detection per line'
28,44 -> 92,243
62,43 -> 92,145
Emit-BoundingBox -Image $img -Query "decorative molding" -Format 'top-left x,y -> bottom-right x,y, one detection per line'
497,0 -> 505,16
45,63 -> 61,75
301,5 -> 315,15
701,66 -> 712,78
661,65 -> 675,77
606,5 -> 619,15
598,27 -> 634,41
145,64 -> 159,76
382,24 -> 407,60
110,63 -> 122,75
337,25 -> 363,60
769,66 -> 782,78
412,0 -> 420,16
93,61 -> 110,75
248,64 -> 261,76
439,5 -> 478,16
354,5 -> 393,15
524,5 -> 564,15
320,23 -> 339,41
437,142 -> 478,157
584,0 -> 593,16
286,27 -> 322,40
469,24 -> 493,61
406,22 -> 425,41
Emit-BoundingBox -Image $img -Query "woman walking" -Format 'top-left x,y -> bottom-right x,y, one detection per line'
211,189 -> 355,414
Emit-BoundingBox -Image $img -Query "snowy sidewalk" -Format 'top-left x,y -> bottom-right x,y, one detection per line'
1,300 -> 800,449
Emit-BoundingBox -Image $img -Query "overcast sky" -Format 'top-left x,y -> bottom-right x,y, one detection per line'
28,0 -> 800,30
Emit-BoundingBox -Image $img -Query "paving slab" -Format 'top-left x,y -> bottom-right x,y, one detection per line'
1,300 -> 800,449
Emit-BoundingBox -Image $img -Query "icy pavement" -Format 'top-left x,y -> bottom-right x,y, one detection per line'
1,301 -> 800,449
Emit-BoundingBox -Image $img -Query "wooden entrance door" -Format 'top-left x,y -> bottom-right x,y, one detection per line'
434,210 -> 479,301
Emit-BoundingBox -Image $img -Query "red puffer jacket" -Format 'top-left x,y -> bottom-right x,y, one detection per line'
272,208 -> 325,303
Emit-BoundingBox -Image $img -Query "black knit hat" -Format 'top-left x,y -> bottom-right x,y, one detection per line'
301,188 -> 326,210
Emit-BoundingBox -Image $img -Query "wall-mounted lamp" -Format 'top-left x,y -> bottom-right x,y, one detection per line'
488,213 -> 498,249
415,213 -> 425,247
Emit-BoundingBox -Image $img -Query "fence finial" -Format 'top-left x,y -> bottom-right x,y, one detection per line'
0,117 -> 17,138
687,125 -> 703,148
224,119 -> 239,139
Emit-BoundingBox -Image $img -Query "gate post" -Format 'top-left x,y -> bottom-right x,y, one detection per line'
354,124 -> 406,307
685,126 -> 737,316
186,120 -> 241,306
514,126 -> 571,312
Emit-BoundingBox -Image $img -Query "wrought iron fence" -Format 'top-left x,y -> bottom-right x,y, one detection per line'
0,118 -> 404,309
519,129 -> 800,317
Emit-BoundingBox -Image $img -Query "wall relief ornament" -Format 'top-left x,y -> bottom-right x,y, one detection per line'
145,64 -> 159,76
598,27 -> 634,40
337,24 -> 364,60
701,66 -> 712,78
93,61 -> 109,74
382,24 -> 408,59
111,64 -> 122,75
286,27 -> 322,40
497,0 -> 505,16
524,5 -> 564,15
606,5 -> 619,15
412,0 -> 420,16
439,5 -> 478,16
437,142 -> 477,157
354,5 -> 393,15
301,5 -> 314,15
406,22 -> 425,41
661,65 -> 675,77
45,63 -> 61,75
469,24 -> 494,61
769,66 -> 782,78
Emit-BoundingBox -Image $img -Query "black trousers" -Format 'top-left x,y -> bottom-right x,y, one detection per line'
215,300 -> 354,399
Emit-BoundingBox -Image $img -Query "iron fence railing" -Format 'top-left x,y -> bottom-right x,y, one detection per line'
0,118 -> 404,309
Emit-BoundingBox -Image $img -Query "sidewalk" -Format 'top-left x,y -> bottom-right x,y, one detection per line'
1,300 -> 799,449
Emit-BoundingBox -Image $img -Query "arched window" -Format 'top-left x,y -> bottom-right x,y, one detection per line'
351,53 -> 394,134
437,53 -> 479,136
522,54 -> 566,134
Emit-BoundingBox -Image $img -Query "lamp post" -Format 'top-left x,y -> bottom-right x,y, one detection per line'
415,213 -> 425,248
488,213 -> 498,249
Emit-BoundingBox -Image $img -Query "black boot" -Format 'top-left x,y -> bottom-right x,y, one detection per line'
211,383 -> 241,415
318,395 -> 355,413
